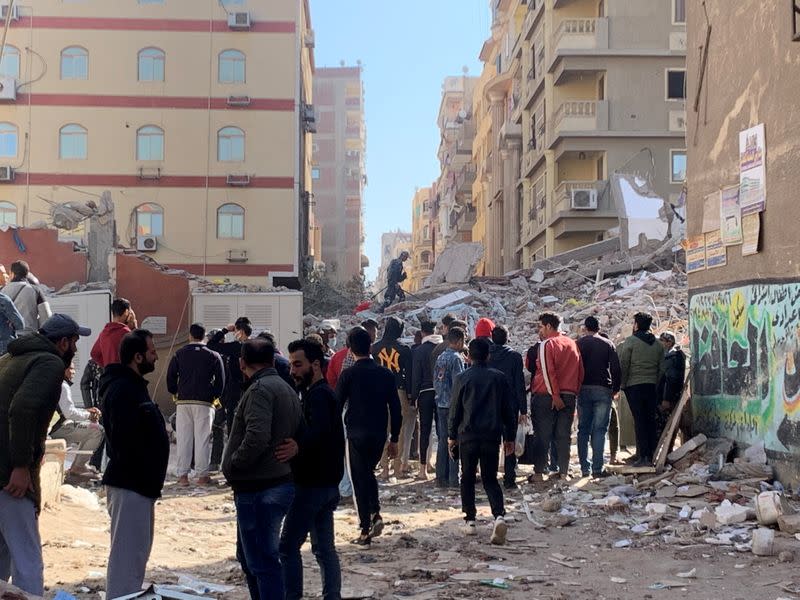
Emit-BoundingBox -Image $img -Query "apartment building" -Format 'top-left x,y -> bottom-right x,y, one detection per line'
376,229 -> 411,292
434,74 -> 478,250
0,0 -> 315,287
409,186 -> 433,292
313,65 -> 367,283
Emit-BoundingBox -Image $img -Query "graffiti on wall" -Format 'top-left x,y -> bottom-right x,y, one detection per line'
690,283 -> 800,454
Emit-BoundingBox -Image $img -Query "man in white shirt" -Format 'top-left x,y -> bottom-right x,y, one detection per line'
50,363 -> 104,477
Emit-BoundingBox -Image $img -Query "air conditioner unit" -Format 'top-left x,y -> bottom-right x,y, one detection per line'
0,78 -> 16,101
570,188 -> 598,210
0,166 -> 14,182
226,174 -> 251,186
137,235 -> 158,252
302,104 -> 316,123
1,4 -> 19,20
304,30 -> 315,49
227,95 -> 251,107
228,11 -> 251,29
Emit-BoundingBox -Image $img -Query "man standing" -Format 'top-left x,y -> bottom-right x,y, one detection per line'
488,325 -> 527,489
434,327 -> 466,489
1,261 -> 46,336
430,314 -> 455,369
371,316 -> 413,478
0,314 -> 89,595
530,312 -> 584,482
223,339 -> 302,600
0,289 -> 23,354
101,329 -> 169,600
448,338 -> 516,544
576,317 -> 621,478
617,312 -> 665,467
167,323 -> 226,487
382,251 -> 410,310
91,298 -> 137,368
336,326 -> 401,546
411,320 -> 441,480
656,331 -> 688,451
277,339 -> 344,600
208,317 -> 252,433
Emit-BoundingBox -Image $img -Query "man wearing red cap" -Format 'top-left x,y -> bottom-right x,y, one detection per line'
474,318 -> 496,341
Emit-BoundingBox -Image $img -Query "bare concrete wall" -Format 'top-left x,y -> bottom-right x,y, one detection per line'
686,0 -> 800,485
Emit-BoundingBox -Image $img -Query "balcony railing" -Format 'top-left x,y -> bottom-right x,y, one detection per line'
553,18 -> 609,51
553,100 -> 609,132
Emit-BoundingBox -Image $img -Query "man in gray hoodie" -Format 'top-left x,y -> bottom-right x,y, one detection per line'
1,262 -> 46,336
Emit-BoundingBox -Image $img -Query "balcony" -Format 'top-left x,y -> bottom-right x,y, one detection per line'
523,65 -> 545,110
523,0 -> 545,41
550,179 -> 618,237
553,18 -> 609,53
553,100 -> 609,134
455,164 -> 477,194
500,121 -> 522,141
345,125 -> 361,138
522,127 -> 546,179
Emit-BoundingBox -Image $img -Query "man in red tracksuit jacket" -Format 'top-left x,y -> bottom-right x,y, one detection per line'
529,312 -> 584,482
91,298 -> 137,368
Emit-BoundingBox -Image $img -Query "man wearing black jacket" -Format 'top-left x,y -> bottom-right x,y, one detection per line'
488,325 -> 527,489
277,339 -> 344,600
371,316 -> 413,478
337,326 -> 402,545
448,338 -> 516,545
101,330 -> 169,600
167,323 -> 225,487
411,320 -> 441,480
208,317 -> 251,433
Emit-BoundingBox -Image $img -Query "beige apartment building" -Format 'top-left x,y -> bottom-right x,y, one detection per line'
0,0 -> 316,287
409,186 -> 433,292
312,65 -> 367,283
472,0 -> 686,276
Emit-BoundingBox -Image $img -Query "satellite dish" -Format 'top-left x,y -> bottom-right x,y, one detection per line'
458,110 -> 468,120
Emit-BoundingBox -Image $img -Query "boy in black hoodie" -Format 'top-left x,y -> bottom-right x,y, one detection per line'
411,320 -> 442,480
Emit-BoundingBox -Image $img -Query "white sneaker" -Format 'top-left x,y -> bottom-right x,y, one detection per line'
464,521 -> 477,536
490,516 -> 508,545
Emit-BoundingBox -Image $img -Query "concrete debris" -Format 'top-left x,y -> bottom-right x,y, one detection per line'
427,242 -> 484,286
668,434 -> 708,463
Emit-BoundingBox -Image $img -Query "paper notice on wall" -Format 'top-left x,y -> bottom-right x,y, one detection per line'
742,213 -> 761,256
719,185 -> 743,246
686,235 -> 707,273
141,316 -> 167,335
739,123 -> 766,214
705,230 -> 727,269
701,191 -> 721,233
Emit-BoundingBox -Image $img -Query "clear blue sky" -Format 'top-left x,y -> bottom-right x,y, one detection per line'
310,0 -> 489,282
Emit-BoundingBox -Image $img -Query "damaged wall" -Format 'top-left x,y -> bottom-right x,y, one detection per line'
686,1 -> 800,483
0,228 -> 87,289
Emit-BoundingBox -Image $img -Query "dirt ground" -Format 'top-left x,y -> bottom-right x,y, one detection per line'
38,456 -> 800,600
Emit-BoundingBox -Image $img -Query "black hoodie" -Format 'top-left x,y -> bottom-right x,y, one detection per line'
100,364 -> 169,499
488,344 -> 527,415
371,316 -> 413,394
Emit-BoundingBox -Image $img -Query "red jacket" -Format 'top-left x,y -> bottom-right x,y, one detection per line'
326,347 -> 349,389
532,333 -> 584,401
90,322 -> 131,368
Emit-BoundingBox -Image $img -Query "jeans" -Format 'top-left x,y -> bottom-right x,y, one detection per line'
279,486 -> 341,600
235,483 -> 296,600
347,436 -> 386,532
0,492 -> 43,596
417,391 -> 436,465
625,383 -> 658,461
435,407 -> 458,487
460,439 -> 505,521
577,386 -> 613,474
503,449 -> 517,485
531,393 -> 577,475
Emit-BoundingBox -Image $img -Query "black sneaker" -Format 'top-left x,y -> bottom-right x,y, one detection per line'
592,470 -> 611,479
369,514 -> 384,538
503,480 -> 518,490
351,533 -> 371,546
581,471 -> 590,478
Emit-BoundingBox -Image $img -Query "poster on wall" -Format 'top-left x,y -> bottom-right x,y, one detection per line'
705,230 -> 727,269
720,185 -> 743,246
686,235 -> 707,273
742,213 -> 761,256
701,191 -> 721,233
739,123 -> 766,214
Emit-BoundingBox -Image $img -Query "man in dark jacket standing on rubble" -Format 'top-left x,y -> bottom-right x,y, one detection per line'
449,337 -> 516,545
411,320 -> 441,480
488,325 -> 527,489
372,316 -> 414,479
381,251 -> 410,310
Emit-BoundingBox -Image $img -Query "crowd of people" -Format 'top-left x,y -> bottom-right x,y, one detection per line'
0,263 -> 688,599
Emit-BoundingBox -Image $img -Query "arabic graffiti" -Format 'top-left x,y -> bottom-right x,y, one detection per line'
690,283 -> 800,453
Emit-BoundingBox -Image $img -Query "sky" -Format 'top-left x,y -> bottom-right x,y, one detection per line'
310,0 -> 489,282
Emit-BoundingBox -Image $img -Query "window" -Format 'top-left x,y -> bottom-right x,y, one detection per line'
0,45 -> 20,79
666,69 -> 686,100
219,50 -> 245,83
137,125 -> 164,160
670,149 -> 687,183
217,203 -> 244,239
61,46 -> 88,80
138,48 -> 165,82
794,0 -> 800,41
0,123 -> 17,157
0,202 -> 16,226
135,203 -> 164,237
218,126 -> 244,161
672,0 -> 686,24
59,124 -> 88,159
311,167 -> 320,180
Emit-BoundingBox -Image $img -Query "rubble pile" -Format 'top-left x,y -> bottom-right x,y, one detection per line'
306,246 -> 688,351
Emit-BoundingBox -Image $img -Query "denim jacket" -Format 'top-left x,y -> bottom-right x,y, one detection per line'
0,292 -> 24,355
434,347 -> 465,409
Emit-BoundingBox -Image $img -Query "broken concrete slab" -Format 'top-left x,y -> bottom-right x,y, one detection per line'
428,242 -> 484,286
425,289 -> 473,310
668,434 -> 708,463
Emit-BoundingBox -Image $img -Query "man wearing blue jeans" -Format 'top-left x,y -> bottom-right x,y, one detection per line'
434,327 -> 466,488
223,339 -> 302,600
277,338 -> 345,600
576,317 -> 621,477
